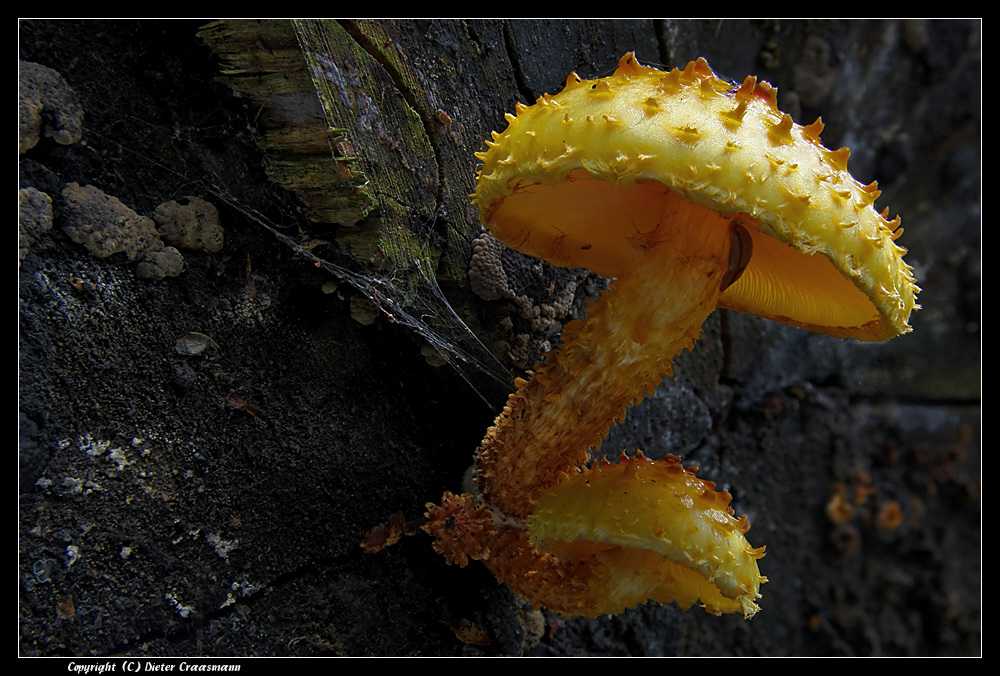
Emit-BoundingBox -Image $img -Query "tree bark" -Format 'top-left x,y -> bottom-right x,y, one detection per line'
19,19 -> 980,656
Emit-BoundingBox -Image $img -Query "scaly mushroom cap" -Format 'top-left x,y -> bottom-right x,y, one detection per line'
474,54 -> 919,341
528,454 -> 766,618
425,455 -> 766,619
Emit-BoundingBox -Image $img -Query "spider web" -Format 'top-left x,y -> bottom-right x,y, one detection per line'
213,189 -> 514,407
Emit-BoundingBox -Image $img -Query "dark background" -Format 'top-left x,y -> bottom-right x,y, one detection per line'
19,19 -> 980,656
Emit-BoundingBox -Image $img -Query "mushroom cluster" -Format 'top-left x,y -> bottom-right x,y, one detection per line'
425,54 -> 919,619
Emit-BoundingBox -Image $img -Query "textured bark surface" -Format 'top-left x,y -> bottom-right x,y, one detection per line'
19,19 -> 979,656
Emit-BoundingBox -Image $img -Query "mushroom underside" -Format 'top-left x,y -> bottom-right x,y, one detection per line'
488,171 -> 884,337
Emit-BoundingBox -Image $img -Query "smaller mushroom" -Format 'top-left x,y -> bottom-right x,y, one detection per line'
426,54 -> 919,620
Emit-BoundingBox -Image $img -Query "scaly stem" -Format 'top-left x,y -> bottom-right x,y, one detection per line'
476,211 -> 736,518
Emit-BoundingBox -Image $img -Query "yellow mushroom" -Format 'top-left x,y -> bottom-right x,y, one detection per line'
425,54 -> 919,620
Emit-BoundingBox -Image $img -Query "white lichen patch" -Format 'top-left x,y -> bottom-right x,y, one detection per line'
206,532 -> 239,562
79,434 -> 112,458
62,477 -> 84,494
164,591 -> 195,619
108,446 -> 132,471
221,576 -> 263,608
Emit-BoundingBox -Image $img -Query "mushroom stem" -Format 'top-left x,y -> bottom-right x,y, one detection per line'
477,190 -> 738,519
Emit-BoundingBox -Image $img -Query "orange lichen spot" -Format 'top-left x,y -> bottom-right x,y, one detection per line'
360,512 -> 406,553
225,392 -> 263,417
452,619 -> 490,646
877,501 -> 904,530
436,108 -> 453,127
853,480 -> 876,506
826,484 -> 854,524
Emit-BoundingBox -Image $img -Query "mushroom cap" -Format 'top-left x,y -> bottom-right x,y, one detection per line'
529,453 -> 766,618
474,54 -> 919,342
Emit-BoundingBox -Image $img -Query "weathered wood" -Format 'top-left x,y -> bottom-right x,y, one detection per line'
198,20 -> 373,228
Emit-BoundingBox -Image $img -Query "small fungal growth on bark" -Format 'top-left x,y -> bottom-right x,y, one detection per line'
153,196 -> 224,254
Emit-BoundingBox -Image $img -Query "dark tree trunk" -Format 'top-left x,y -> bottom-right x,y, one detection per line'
18,19 -> 979,656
